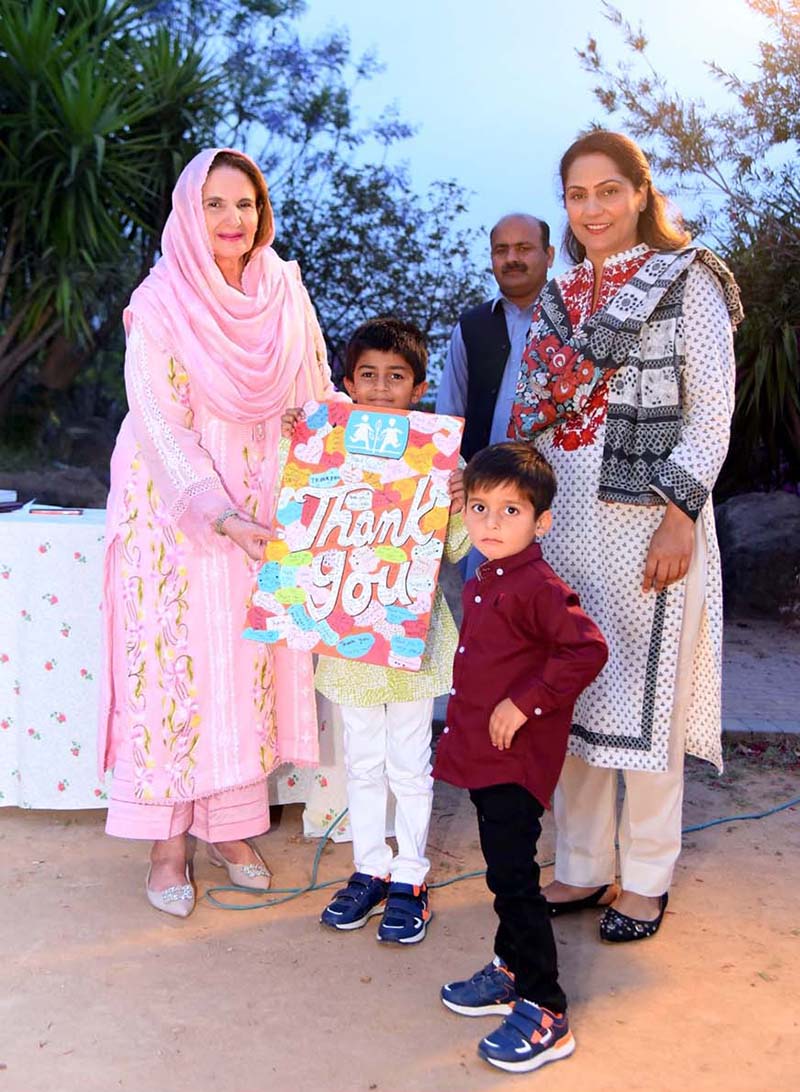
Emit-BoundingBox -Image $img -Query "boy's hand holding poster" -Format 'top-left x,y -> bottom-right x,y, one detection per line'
243,400 -> 464,671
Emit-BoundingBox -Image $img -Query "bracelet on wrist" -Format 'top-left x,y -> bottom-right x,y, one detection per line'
214,507 -> 241,535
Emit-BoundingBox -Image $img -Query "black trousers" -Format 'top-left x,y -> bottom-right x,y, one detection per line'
469,782 -> 567,1013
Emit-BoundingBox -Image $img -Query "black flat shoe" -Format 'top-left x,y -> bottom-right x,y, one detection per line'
547,883 -> 615,918
599,893 -> 669,942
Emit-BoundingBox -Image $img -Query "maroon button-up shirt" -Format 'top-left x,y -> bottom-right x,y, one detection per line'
433,542 -> 608,808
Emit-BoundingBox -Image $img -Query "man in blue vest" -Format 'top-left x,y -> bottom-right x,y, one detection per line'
436,214 -> 554,461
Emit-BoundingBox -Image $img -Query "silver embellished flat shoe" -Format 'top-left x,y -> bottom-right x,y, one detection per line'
145,864 -> 195,918
207,840 -> 271,890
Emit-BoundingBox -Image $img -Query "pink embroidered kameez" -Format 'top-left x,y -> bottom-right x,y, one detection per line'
98,150 -> 336,823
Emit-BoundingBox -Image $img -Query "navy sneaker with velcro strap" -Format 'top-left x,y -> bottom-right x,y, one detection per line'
376,881 -> 431,944
441,958 -> 518,1016
320,871 -> 388,930
478,999 -> 575,1073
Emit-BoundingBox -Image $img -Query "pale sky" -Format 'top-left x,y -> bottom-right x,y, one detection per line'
299,0 -> 765,273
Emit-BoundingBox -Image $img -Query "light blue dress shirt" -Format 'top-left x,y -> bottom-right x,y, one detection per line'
435,291 -> 536,445
435,292 -> 536,577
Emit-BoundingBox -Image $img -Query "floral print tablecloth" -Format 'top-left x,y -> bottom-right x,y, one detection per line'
0,507 -> 350,837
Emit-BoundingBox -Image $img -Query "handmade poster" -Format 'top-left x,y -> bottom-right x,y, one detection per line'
242,400 -> 464,671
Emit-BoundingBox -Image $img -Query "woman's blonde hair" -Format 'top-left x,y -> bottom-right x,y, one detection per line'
560,130 -> 690,262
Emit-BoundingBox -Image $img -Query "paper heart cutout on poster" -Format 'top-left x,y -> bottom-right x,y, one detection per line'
327,402 -> 351,428
431,429 -> 461,458
291,419 -> 312,444
407,428 -> 433,448
282,463 -> 311,489
403,444 -> 436,476
246,605 -> 268,630
372,485 -> 402,509
406,411 -> 440,435
282,522 -> 313,551
432,450 -> 456,471
294,436 -> 324,465
327,608 -> 352,636
393,476 -> 420,501
419,505 -> 450,534
402,617 -> 429,640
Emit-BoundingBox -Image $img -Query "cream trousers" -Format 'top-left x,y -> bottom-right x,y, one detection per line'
553,519 -> 708,896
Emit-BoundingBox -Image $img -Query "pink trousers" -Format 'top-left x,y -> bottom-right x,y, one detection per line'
105,742 -> 269,843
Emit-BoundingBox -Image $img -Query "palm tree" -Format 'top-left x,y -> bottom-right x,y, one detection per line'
0,0 -> 222,418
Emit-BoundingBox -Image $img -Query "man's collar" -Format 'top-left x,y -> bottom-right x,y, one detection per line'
475,541 -> 543,582
491,290 -> 537,313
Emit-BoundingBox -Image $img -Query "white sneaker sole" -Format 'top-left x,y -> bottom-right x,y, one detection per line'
480,1031 -> 576,1072
321,902 -> 385,931
441,996 -> 515,1017
376,914 -> 431,944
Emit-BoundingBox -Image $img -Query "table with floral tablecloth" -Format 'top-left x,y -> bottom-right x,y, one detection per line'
0,505 -> 350,837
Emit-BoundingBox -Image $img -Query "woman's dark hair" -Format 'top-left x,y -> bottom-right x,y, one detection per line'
208,150 -> 274,261
344,317 -> 428,385
464,442 -> 556,515
559,130 -> 691,263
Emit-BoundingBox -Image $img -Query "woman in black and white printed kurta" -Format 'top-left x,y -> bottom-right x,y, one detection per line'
510,131 -> 743,932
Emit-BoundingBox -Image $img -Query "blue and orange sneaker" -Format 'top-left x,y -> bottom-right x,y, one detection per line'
320,872 -> 388,931
441,958 -> 518,1016
376,881 -> 431,944
478,1000 -> 575,1073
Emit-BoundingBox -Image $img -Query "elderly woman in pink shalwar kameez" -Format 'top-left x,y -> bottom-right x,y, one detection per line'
99,148 -> 336,917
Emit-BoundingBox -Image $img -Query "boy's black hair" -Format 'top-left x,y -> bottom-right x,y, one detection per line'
344,316 -> 428,386
464,442 -> 557,514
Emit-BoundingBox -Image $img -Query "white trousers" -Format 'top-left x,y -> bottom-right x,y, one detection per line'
554,520 -> 708,896
340,698 -> 434,886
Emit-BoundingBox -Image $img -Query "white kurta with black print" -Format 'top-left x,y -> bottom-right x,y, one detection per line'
525,249 -> 735,773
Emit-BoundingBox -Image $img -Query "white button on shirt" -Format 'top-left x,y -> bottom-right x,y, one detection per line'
474,595 -> 481,603
534,707 -> 542,716
450,687 -> 456,695
458,646 -> 465,654
496,568 -> 504,576
443,726 -> 450,734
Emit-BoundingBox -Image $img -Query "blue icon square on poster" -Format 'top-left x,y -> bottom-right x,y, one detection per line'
344,411 -> 409,459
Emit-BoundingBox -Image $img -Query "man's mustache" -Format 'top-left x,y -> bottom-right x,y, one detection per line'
502,263 -> 528,273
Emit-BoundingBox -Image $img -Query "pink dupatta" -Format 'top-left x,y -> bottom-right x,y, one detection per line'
126,147 -> 325,424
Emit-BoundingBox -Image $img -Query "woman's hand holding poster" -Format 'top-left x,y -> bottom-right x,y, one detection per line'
243,400 -> 464,671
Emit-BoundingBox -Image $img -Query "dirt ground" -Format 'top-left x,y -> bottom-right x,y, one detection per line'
2,739 -> 799,1092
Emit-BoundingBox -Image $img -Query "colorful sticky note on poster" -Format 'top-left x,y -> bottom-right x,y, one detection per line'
243,400 -> 464,671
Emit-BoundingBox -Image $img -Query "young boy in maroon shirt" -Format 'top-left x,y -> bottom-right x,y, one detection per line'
434,441 -> 608,1074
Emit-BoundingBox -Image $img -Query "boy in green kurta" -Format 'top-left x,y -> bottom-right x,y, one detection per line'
301,317 -> 468,944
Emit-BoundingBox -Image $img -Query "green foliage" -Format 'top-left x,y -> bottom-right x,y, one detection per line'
0,0 -> 221,399
1,0 -> 486,445
153,0 -> 487,370
577,1 -> 800,491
